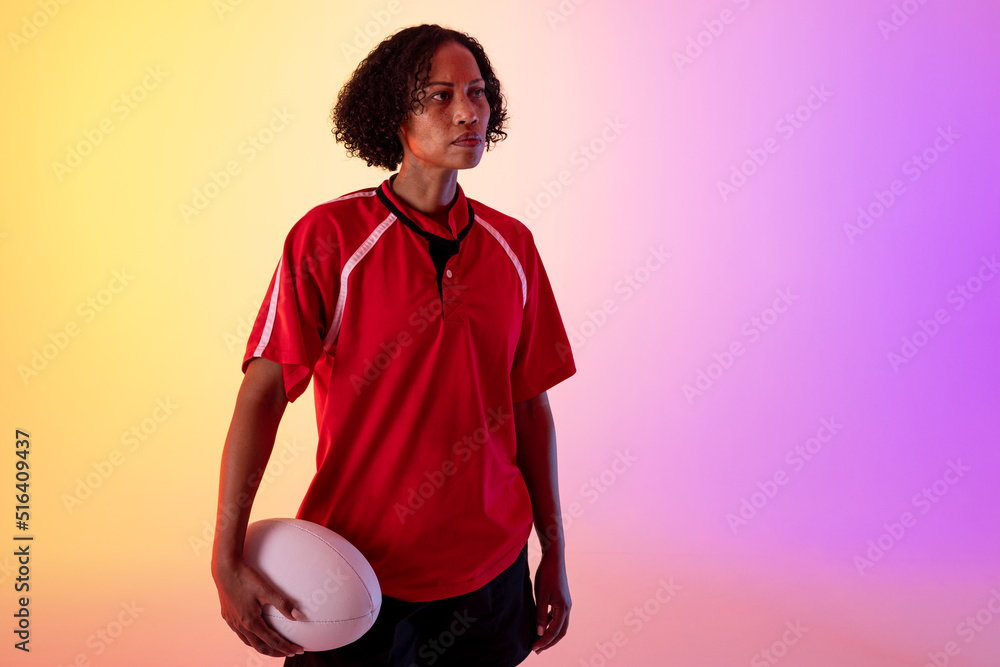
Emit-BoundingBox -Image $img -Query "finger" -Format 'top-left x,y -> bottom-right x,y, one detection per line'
250,614 -> 306,657
530,596 -> 546,651
535,611 -> 550,640
231,624 -> 286,658
248,578 -> 306,654
532,604 -> 570,653
534,589 -> 552,638
245,633 -> 286,658
264,589 -> 305,622
233,602 -> 305,657
248,624 -> 302,657
249,570 -> 304,623
549,605 -> 570,643
531,599 -> 553,651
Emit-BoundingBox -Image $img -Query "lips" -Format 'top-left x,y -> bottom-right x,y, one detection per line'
453,132 -> 483,146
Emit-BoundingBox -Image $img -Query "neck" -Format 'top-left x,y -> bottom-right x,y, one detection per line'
391,164 -> 458,224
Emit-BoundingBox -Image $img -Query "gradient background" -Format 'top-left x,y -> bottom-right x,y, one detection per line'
2,1 -> 999,665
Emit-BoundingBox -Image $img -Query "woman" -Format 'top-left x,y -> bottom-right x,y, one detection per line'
212,24 -> 576,666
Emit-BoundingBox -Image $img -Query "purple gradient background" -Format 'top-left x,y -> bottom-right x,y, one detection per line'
507,1 -> 1000,664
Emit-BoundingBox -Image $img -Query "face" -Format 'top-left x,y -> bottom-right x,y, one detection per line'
397,41 -> 491,172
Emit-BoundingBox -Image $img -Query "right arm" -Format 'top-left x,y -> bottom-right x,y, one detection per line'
210,357 -> 305,658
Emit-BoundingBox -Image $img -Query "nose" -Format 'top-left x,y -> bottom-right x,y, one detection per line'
455,93 -> 479,126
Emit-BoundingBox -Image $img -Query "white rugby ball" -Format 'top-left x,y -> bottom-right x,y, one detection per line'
243,518 -> 381,651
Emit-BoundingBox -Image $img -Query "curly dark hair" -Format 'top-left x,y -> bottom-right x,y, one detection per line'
331,24 -> 509,171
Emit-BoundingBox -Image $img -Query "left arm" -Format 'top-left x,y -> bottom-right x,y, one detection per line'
514,390 -> 571,654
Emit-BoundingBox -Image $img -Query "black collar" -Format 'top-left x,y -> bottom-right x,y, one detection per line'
376,176 -> 477,306
377,175 -> 475,250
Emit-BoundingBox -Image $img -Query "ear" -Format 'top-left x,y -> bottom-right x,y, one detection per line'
396,126 -> 410,156
395,126 -> 412,167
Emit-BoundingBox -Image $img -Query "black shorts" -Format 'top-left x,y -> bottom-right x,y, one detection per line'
284,544 -> 537,667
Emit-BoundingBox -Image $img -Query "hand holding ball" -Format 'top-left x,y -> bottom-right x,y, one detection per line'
243,518 -> 381,652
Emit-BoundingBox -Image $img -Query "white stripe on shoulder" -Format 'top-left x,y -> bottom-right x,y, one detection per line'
253,255 -> 283,357
475,215 -> 527,308
324,213 -> 397,349
321,189 -> 377,205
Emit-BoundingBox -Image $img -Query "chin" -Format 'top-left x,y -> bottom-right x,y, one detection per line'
459,153 -> 486,170
442,145 -> 485,170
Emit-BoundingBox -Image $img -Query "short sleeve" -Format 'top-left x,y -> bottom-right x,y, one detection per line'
509,238 -> 576,404
242,213 -> 340,402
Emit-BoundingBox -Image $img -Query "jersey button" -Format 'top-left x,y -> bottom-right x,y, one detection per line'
445,269 -> 453,278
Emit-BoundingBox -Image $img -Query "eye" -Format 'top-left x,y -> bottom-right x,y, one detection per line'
472,87 -> 486,98
430,90 -> 450,101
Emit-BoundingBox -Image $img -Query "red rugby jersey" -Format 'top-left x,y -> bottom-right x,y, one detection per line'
243,175 -> 576,601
